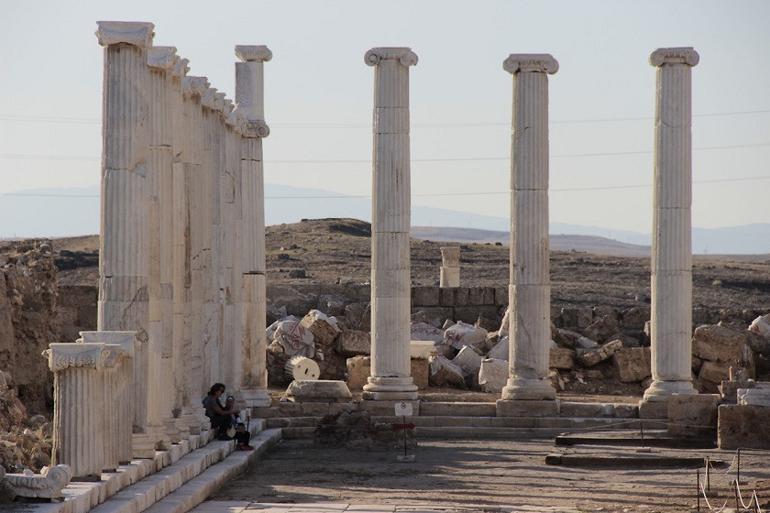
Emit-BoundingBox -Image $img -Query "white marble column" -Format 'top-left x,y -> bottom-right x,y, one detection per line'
80,331 -> 137,464
185,76 -> 213,430
500,54 -> 558,402
169,55 -> 195,437
96,21 -> 170,456
439,246 -> 460,288
147,45 -> 180,444
643,47 -> 700,402
48,343 -> 109,480
363,47 -> 418,401
235,45 -> 272,407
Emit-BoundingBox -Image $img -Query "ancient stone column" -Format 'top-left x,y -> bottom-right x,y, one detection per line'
643,48 -> 700,403
439,246 -> 460,287
185,76 -> 213,431
235,45 -> 272,407
169,55 -> 195,438
147,45 -> 180,444
363,47 -> 418,401
79,331 -> 137,464
96,21 -> 169,457
48,343 -> 109,480
500,54 -> 558,403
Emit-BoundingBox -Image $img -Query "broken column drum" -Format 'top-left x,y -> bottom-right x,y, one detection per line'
235,45 -> 272,407
643,47 -> 700,401
96,20 -> 170,456
48,343 -> 112,481
501,54 -> 558,401
439,246 -> 460,288
363,47 -> 419,401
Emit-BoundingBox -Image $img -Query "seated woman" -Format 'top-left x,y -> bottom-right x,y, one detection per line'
202,383 -> 240,440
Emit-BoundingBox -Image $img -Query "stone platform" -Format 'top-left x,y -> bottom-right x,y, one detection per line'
190,503 -> 578,513
252,399 -> 645,440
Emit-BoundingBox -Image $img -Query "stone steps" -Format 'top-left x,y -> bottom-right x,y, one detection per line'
276,416 -> 643,439
140,429 -> 280,513
21,423 -> 268,513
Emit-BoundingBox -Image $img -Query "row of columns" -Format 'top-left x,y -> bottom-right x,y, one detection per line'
93,20 -> 271,457
364,47 -> 700,406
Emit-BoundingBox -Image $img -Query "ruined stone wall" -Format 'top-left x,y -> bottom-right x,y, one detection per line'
0,241 -> 59,414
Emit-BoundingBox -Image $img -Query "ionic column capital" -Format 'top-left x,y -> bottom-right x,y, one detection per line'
503,54 -> 558,75
365,47 -> 418,67
80,331 -> 138,358
182,76 -> 209,98
147,46 -> 177,70
650,47 -> 699,67
235,45 -> 273,63
242,119 -> 270,138
171,57 -> 189,79
46,343 -> 107,372
96,21 -> 154,48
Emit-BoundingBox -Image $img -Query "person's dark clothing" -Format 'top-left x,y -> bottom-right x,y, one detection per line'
202,394 -> 234,439
234,430 -> 251,447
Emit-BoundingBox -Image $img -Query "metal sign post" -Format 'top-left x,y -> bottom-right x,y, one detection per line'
394,402 -> 415,462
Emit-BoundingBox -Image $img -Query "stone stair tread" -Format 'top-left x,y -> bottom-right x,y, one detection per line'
142,429 -> 280,513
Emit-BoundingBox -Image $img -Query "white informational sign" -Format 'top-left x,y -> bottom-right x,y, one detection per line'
394,401 -> 414,417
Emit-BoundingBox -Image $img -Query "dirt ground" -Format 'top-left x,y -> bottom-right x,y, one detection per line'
46,218 -> 770,312
213,439 -> 770,512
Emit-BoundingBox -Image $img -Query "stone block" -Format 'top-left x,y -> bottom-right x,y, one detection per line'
582,314 -> 620,343
300,309 -> 341,347
667,394 -> 718,438
359,399 -> 420,417
336,329 -> 371,357
749,313 -> 770,338
346,355 -> 371,390
443,321 -> 488,350
488,336 -> 508,360
410,321 -> 444,343
549,348 -> 575,370
576,307 -> 593,329
718,404 -> 770,450
413,306 -> 454,325
411,358 -> 429,390
621,306 -> 650,331
412,286 -> 440,307
494,287 -> 507,305
692,324 -> 755,371
285,379 -> 352,402
478,358 -> 509,393
455,287 -> 469,306
452,345 -> 483,376
698,360 -> 731,388
638,399 -> 670,419
613,347 -> 651,383
468,287 -> 485,306
454,306 -> 500,325
410,340 -> 437,359
429,355 -> 466,388
439,287 -> 456,306
577,339 -> 623,367
560,402 -> 616,418
481,287 -> 496,305
496,399 -> 559,418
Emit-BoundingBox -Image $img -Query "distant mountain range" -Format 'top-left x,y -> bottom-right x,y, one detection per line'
2,183 -> 769,255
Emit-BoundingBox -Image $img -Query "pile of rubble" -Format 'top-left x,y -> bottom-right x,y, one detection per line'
266,303 -> 770,396
0,371 -> 53,473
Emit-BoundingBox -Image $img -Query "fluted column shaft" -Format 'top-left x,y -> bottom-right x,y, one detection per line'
235,46 -> 272,407
363,47 -> 418,401
644,47 -> 700,401
147,46 -> 177,445
96,22 -> 161,451
48,344 -> 111,480
79,331 -> 137,464
501,55 -> 558,401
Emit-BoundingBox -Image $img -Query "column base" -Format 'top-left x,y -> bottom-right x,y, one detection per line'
642,379 -> 697,401
132,424 -> 171,459
501,377 -> 556,401
239,388 -> 272,408
362,376 -> 418,401
165,417 -> 183,444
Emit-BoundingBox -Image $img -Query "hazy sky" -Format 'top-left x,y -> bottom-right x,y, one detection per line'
1,0 -> 768,233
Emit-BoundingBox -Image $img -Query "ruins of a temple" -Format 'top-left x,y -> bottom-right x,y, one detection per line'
1,19 -> 768,513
